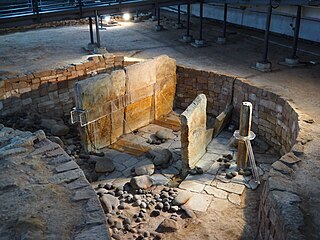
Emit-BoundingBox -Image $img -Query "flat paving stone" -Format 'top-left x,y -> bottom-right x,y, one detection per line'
113,177 -> 131,188
122,157 -> 139,168
228,193 -> 241,206
114,162 -> 126,172
206,147 -> 233,156
185,173 -> 215,185
207,162 -> 221,175
179,180 -> 206,193
66,177 -> 89,190
150,174 -> 170,186
184,192 -> 213,212
161,166 -> 180,178
195,153 -> 220,171
98,171 -> 123,183
204,185 -> 228,199
71,186 -> 97,202
122,167 -> 133,178
216,181 -> 246,195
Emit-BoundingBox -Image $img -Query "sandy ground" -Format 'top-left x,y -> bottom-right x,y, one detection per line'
1,11 -> 320,239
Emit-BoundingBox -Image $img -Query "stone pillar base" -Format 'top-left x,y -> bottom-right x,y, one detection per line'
191,39 -> 207,48
155,25 -> 164,31
279,57 -> 305,68
179,35 -> 193,43
252,61 -> 272,72
93,47 -> 108,54
217,37 -> 226,44
174,23 -> 183,29
134,16 -> 141,23
84,43 -> 97,51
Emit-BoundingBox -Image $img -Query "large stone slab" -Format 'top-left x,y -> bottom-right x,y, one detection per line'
181,94 -> 213,172
74,70 -> 126,151
184,192 -> 213,212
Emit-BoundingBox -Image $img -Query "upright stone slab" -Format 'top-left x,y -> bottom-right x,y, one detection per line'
124,58 -> 157,133
74,70 -> 126,151
181,94 -> 212,173
154,55 -> 177,119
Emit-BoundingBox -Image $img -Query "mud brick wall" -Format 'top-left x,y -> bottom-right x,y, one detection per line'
176,66 -> 299,155
176,65 -> 304,240
0,54 -> 124,117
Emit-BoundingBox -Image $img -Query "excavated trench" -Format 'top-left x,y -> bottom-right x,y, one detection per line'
0,54 -> 308,240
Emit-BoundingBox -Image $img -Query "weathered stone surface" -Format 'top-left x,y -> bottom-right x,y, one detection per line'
74,70 -> 126,151
228,193 -> 241,206
100,194 -> 120,213
134,159 -> 155,176
204,185 -> 228,199
48,169 -> 83,184
130,175 -> 153,189
216,181 -> 245,195
272,161 -> 294,175
181,94 -> 213,172
195,153 -> 220,172
55,161 -> 78,173
184,192 -> 213,212
156,219 -> 179,233
72,187 -> 97,202
150,174 -> 170,186
153,149 -> 172,166
179,181 -> 205,193
173,190 -> 192,205
154,55 -> 176,119
94,156 -> 115,173
50,124 -> 70,137
155,129 -> 176,140
269,176 -> 298,193
74,224 -> 110,240
279,152 -> 301,166
185,173 -> 214,185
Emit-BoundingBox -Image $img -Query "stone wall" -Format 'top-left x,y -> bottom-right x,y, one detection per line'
73,55 -> 176,151
0,54 -> 124,117
181,94 -> 213,172
176,65 -> 304,240
0,125 -> 110,239
176,66 -> 299,155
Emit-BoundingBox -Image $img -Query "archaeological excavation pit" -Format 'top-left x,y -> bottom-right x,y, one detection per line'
1,49 -> 311,240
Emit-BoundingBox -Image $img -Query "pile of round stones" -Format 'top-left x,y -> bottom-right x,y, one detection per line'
95,183 -> 192,240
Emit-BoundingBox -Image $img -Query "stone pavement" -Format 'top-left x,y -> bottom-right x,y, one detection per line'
92,121 -> 273,213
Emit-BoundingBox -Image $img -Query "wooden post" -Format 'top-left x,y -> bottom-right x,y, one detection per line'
237,102 -> 252,169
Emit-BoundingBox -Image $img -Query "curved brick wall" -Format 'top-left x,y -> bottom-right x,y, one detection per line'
175,65 -> 305,240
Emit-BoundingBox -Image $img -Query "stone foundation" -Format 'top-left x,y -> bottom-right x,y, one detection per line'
73,55 -> 176,151
175,65 -> 308,240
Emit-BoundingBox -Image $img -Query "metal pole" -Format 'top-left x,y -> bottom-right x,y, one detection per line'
291,5 -> 301,59
223,3 -> 228,38
95,11 -> 101,48
89,17 -> 94,44
178,4 -> 181,24
187,1 -> 191,36
157,7 -> 161,26
199,1 -> 203,40
262,4 -> 272,63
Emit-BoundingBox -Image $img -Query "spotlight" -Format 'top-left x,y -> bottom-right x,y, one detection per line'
123,13 -> 131,21
105,15 -> 111,23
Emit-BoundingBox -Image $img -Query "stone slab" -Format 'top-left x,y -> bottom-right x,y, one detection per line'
184,192 -> 213,212
204,185 -> 228,199
150,174 -> 170,186
216,181 -> 245,195
55,160 -> 79,173
179,180 -> 206,193
185,173 -> 215,185
181,94 -> 212,171
228,193 -> 241,206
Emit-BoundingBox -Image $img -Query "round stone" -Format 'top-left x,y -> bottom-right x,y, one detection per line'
156,202 -> 164,209
226,172 -> 233,179
140,202 -> 147,209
